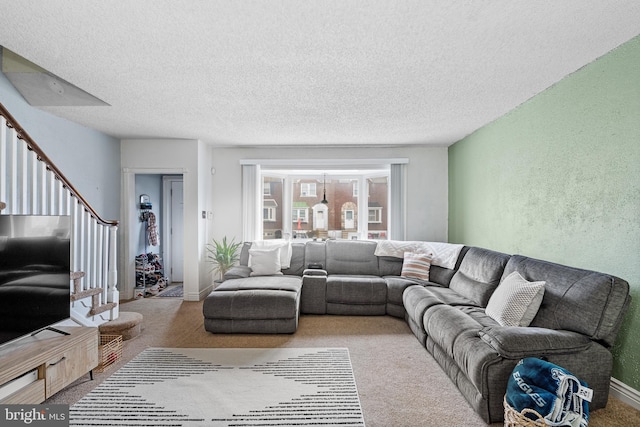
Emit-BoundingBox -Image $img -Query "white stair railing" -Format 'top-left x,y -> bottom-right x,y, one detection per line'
0,102 -> 119,325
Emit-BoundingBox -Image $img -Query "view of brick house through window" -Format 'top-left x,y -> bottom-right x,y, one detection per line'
262,170 -> 389,241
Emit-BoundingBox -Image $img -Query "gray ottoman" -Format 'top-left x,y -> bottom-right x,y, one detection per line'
203,275 -> 302,334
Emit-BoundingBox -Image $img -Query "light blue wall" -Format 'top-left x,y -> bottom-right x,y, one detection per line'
0,71 -> 121,220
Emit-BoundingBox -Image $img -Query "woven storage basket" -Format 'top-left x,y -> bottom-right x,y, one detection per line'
95,334 -> 123,373
504,396 -> 549,427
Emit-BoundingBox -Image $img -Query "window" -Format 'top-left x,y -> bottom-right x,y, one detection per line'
368,206 -> 382,223
263,199 -> 277,222
242,159 -> 406,242
263,171 -> 388,240
300,182 -> 316,197
292,208 -> 308,222
263,182 -> 271,196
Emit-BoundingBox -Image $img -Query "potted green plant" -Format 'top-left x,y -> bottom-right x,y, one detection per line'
206,237 -> 242,282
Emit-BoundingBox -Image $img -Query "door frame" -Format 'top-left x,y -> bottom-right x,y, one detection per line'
312,203 -> 328,231
122,167 -> 186,300
344,208 -> 355,229
163,175 -> 184,285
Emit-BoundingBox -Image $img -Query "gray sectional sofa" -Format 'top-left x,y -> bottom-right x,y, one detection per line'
202,239 -> 631,423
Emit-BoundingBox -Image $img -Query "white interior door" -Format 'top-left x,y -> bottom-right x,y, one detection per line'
162,177 -> 184,284
170,180 -> 184,282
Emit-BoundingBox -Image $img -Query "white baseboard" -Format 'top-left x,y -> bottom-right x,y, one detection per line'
610,377 -> 640,411
187,283 -> 213,301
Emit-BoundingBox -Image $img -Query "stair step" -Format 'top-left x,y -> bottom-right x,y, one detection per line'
90,302 -> 118,316
71,271 -> 86,294
70,271 -> 85,280
71,287 -> 103,301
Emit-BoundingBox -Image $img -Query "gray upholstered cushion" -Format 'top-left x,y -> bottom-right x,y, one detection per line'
421,286 -> 479,306
326,275 -> 387,304
325,240 -> 379,275
502,255 -> 631,347
213,275 -> 301,293
378,256 -> 403,276
204,288 -> 299,320
448,247 -> 511,307
202,275 -> 302,334
239,241 -> 252,266
327,302 -> 386,315
403,285 -> 446,331
456,305 -> 501,328
282,242 -> 306,276
385,276 -> 428,305
300,273 -> 327,314
430,246 -> 470,286
423,304 -> 502,393
478,326 -> 592,358
224,265 -> 251,280
304,241 -> 326,269
204,317 -> 298,334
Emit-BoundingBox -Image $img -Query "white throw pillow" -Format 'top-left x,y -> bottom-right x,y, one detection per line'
400,252 -> 432,281
251,240 -> 292,269
486,271 -> 545,327
248,247 -> 282,276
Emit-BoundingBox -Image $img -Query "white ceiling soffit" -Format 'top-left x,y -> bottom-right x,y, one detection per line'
1,47 -> 109,107
0,1 -> 638,147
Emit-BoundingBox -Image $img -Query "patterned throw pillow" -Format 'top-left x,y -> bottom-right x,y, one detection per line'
401,252 -> 432,281
485,271 -> 545,327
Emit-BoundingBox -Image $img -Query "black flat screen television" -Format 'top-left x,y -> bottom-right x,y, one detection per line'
0,215 -> 71,348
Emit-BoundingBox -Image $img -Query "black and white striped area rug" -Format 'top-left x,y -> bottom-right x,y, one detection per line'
70,347 -> 365,427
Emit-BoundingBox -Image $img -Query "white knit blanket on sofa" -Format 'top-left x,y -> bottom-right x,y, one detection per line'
374,240 -> 464,269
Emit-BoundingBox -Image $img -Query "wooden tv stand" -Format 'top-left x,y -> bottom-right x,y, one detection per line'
0,326 -> 98,404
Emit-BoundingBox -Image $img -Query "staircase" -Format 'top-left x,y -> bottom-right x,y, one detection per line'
0,102 -> 119,326
70,272 -> 118,316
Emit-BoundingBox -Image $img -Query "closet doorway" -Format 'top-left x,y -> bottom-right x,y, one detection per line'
132,173 -> 184,299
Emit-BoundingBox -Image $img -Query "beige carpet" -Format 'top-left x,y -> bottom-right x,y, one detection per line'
48,297 -> 640,427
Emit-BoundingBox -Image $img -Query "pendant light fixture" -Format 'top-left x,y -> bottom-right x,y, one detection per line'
321,173 -> 329,204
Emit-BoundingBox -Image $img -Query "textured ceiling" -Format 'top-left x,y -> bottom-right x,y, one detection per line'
0,1 -> 638,147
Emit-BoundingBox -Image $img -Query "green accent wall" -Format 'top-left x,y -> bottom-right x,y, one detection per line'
449,35 -> 640,391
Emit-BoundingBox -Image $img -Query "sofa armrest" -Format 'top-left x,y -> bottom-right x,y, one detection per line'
303,268 -> 327,276
301,273 -> 327,314
224,266 -> 251,280
479,326 -> 592,359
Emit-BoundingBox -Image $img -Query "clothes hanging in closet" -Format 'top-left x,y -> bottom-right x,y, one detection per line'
147,212 -> 159,246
